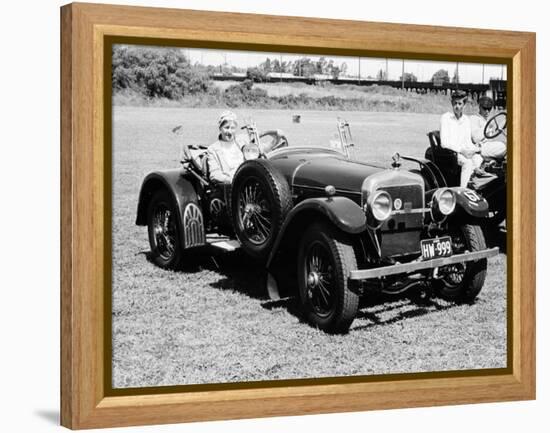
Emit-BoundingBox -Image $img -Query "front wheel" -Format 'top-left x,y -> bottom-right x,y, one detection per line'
147,189 -> 183,269
436,223 -> 488,303
297,222 -> 359,334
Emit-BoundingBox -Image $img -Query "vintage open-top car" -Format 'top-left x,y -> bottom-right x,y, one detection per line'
136,119 -> 498,333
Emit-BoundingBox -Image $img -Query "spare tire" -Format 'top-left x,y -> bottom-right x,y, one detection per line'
230,159 -> 292,260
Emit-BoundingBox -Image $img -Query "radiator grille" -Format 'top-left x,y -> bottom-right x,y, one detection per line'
380,184 -> 424,211
378,183 -> 424,257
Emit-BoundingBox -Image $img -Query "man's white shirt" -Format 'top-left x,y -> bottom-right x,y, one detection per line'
440,111 -> 479,157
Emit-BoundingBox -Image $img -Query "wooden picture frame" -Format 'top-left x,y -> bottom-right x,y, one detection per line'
61,2 -> 535,429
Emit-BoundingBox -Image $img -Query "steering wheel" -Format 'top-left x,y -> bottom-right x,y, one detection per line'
484,111 -> 507,140
259,130 -> 288,153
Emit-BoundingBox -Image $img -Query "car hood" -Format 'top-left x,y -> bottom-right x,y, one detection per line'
293,156 -> 382,192
269,147 -> 383,193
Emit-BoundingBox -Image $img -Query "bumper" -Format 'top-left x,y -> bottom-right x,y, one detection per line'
349,247 -> 499,280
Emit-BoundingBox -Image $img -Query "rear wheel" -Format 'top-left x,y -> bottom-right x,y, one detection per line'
436,223 -> 487,303
147,189 -> 183,269
297,222 -> 359,334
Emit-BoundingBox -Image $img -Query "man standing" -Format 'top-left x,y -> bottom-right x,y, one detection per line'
470,96 -> 507,161
440,90 -> 482,188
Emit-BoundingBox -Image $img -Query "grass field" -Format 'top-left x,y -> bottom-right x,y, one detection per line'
111,107 -> 507,388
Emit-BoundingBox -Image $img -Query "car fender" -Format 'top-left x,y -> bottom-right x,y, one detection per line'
266,196 -> 366,267
449,187 -> 490,218
135,169 -> 206,248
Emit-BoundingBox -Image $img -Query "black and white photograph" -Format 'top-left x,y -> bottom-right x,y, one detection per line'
110,44 -> 508,389
4,0 -> 547,431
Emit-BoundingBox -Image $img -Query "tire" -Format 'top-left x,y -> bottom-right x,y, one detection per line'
297,222 -> 360,334
436,223 -> 487,303
230,159 -> 292,260
147,189 -> 183,269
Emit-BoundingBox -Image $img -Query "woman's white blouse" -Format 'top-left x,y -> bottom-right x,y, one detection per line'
207,137 -> 246,183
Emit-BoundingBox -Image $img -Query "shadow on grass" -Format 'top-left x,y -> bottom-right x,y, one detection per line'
141,247 -> 270,296
196,250 -> 310,321
260,297 -> 305,323
142,247 -> 461,332
141,249 -> 233,274
206,252 -> 459,331
206,250 -> 268,300
352,295 -> 455,331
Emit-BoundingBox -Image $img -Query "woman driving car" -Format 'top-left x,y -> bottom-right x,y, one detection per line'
207,111 -> 247,184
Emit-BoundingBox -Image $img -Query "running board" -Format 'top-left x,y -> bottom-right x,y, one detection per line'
209,239 -> 241,252
349,247 -> 499,280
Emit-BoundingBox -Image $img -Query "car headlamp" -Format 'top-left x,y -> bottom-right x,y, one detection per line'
366,190 -> 392,227
431,188 -> 456,221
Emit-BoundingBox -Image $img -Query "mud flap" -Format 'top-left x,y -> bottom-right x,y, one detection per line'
266,272 -> 280,300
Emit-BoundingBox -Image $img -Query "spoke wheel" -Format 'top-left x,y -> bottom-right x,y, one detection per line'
231,159 -> 291,261
305,242 -> 337,318
441,229 -> 467,288
298,222 -> 359,334
436,223 -> 488,303
238,178 -> 273,245
147,190 -> 183,269
152,204 -> 177,260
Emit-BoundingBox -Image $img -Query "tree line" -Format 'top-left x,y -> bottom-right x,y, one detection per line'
248,56 -> 348,80
112,45 -> 216,98
112,45 -> 467,102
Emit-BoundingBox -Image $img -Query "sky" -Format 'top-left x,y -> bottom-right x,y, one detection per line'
186,48 -> 507,84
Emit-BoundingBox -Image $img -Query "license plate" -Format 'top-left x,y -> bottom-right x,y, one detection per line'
420,236 -> 453,260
